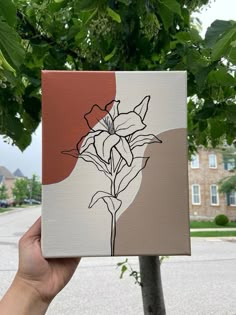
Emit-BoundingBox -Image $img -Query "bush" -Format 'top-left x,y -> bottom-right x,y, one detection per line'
214,214 -> 229,226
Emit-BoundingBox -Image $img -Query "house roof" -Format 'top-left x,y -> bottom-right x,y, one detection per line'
0,166 -> 15,179
0,175 -> 3,183
13,168 -> 25,178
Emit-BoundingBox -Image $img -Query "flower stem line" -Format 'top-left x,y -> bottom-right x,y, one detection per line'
62,95 -> 163,256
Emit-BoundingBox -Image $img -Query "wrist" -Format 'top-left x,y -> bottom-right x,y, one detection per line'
0,274 -> 50,315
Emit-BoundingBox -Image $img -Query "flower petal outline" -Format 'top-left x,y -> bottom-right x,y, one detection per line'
77,130 -> 102,154
115,137 -> 133,166
89,191 -> 122,213
115,157 -> 149,195
80,152 -> 110,175
114,112 -> 146,137
89,191 -> 113,208
133,95 -> 150,121
130,134 -> 162,150
61,149 -> 79,158
94,131 -> 120,163
85,104 -> 113,132
105,100 -> 120,119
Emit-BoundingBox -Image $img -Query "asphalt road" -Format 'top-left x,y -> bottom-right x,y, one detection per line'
0,207 -> 236,315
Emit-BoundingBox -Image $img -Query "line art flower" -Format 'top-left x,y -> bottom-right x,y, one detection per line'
62,95 -> 162,256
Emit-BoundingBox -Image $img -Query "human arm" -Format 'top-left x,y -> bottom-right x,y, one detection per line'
0,217 -> 80,315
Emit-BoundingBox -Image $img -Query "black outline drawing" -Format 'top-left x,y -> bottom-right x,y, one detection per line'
62,95 -> 162,256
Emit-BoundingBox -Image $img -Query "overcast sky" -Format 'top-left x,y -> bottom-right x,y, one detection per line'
0,0 -> 235,179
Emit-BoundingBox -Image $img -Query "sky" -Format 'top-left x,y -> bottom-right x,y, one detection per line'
0,0 -> 235,179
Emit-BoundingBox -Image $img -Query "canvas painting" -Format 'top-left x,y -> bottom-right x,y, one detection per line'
42,71 -> 190,257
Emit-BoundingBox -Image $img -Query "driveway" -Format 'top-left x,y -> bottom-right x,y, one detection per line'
0,207 -> 236,314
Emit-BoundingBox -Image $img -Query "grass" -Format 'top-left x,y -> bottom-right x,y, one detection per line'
190,221 -> 236,229
191,231 -> 236,237
0,207 -> 13,213
0,204 -> 31,213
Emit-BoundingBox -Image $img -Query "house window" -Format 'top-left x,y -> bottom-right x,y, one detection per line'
191,154 -> 199,168
210,185 -> 219,205
192,184 -> 201,205
227,191 -> 236,206
224,158 -> 236,171
209,154 -> 217,168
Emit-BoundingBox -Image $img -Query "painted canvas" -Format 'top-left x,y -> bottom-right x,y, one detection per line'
42,71 -> 190,257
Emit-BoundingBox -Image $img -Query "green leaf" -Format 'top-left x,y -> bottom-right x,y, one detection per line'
120,265 -> 128,279
231,40 -> 236,48
77,0 -> 98,11
175,31 -> 191,42
117,0 -> 131,5
107,7 -> 121,23
0,19 -> 24,69
205,20 -> 235,48
54,0 -> 64,2
174,29 -> 202,46
0,0 -> 16,27
209,118 -> 225,140
117,258 -> 128,266
104,47 -> 117,61
0,50 -> 15,73
189,28 -> 202,42
159,0 -> 182,17
212,27 -> 236,61
3,115 -> 32,151
184,49 -> 208,74
159,3 -> 173,31
228,47 -> 236,64
208,69 -> 236,87
17,131 -> 32,152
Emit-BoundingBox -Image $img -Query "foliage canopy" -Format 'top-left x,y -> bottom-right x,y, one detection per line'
0,184 -> 8,200
219,147 -> 236,193
0,0 -> 235,152
11,174 -> 41,202
12,177 -> 28,202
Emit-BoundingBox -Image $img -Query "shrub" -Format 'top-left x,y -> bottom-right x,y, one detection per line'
214,214 -> 229,226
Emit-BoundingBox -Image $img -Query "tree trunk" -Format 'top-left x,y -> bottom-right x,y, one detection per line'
139,256 -> 166,315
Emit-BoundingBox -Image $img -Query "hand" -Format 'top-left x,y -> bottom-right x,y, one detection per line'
0,217 -> 80,315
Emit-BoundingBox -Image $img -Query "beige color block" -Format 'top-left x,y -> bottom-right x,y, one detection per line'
115,129 -> 190,256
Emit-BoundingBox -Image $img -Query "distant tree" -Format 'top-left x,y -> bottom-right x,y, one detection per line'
219,146 -> 236,194
12,178 -> 28,204
0,184 -> 8,200
27,174 -> 42,201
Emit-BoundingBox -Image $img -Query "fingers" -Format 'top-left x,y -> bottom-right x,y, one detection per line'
22,217 -> 42,239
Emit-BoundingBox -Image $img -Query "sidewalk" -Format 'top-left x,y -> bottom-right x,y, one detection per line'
190,228 -> 236,232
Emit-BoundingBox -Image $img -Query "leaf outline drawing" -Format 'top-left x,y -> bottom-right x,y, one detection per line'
62,95 -> 162,256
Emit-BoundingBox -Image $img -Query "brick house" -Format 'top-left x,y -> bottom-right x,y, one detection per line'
0,166 -> 15,200
188,148 -> 236,220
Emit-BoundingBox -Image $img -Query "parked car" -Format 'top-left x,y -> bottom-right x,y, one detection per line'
0,200 -> 8,208
24,199 -> 41,205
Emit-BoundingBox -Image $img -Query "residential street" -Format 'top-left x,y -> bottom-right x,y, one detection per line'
0,206 -> 236,314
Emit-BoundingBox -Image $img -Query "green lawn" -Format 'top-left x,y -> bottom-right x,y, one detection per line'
191,231 -> 236,237
190,221 -> 236,229
0,205 -> 27,213
0,207 -> 12,213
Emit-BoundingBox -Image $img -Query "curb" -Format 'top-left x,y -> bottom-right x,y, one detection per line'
0,205 -> 41,216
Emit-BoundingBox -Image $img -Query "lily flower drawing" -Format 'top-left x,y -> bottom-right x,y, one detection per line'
62,95 -> 162,256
